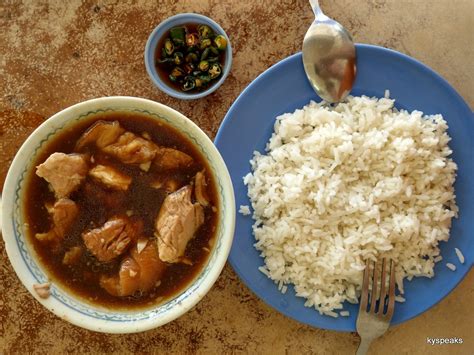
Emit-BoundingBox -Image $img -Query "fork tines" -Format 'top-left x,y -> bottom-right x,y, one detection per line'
359,258 -> 396,319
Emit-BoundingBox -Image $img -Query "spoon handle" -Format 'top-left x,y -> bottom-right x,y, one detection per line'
309,0 -> 324,18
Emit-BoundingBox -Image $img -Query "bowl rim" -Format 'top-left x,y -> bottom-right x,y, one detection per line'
1,96 -> 235,333
144,13 -> 233,100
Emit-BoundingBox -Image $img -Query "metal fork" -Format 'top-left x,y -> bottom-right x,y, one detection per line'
356,258 -> 396,355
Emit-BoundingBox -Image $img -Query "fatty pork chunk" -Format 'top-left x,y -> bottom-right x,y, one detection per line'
62,246 -> 83,266
150,176 -> 181,193
154,185 -> 204,263
36,152 -> 88,198
103,131 -> 157,165
82,216 -> 141,262
36,198 -> 79,243
194,171 -> 210,207
75,120 -> 125,150
75,120 -> 193,169
100,241 -> 166,297
88,164 -> 132,191
154,146 -> 193,170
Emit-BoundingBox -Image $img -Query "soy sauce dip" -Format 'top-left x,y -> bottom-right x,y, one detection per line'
154,23 -> 227,93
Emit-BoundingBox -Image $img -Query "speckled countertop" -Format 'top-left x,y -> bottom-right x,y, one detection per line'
0,1 -> 473,354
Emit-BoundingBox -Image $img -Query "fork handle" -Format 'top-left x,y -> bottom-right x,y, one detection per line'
356,337 -> 372,355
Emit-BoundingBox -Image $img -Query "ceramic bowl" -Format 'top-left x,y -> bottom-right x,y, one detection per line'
1,96 -> 235,333
144,13 -> 232,99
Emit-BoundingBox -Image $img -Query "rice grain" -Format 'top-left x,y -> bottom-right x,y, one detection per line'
454,247 -> 464,264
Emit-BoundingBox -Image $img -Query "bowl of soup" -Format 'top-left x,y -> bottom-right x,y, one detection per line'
1,96 -> 235,333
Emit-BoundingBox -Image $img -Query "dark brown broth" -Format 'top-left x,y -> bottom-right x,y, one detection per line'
154,23 -> 227,92
24,112 -> 219,309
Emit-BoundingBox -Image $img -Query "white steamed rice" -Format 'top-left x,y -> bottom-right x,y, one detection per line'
446,263 -> 457,271
454,247 -> 465,264
239,205 -> 251,216
243,95 -> 457,315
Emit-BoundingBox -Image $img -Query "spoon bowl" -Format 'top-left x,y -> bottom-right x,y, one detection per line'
302,0 -> 356,103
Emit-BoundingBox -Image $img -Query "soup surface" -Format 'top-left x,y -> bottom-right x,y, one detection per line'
25,112 -> 219,309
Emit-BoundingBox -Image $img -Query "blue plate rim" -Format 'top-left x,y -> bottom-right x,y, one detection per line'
214,43 -> 473,332
216,44 -> 472,143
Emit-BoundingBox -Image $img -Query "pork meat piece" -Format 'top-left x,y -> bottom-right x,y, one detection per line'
50,198 -> 80,236
154,185 -> 204,263
82,216 -> 140,262
36,153 -> 88,198
194,170 -> 210,207
35,198 -> 79,243
150,177 -> 181,193
102,132 -> 157,164
100,242 -> 166,297
154,147 -> 193,170
62,246 -> 83,265
33,283 -> 51,299
76,120 -> 192,169
89,164 -> 132,191
75,120 -> 125,150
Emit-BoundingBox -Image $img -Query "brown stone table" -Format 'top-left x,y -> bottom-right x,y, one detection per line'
0,1 -> 472,353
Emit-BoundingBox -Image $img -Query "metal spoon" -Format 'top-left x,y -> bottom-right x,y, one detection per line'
302,0 -> 356,103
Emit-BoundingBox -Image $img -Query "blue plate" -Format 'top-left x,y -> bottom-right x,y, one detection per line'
214,44 -> 473,331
